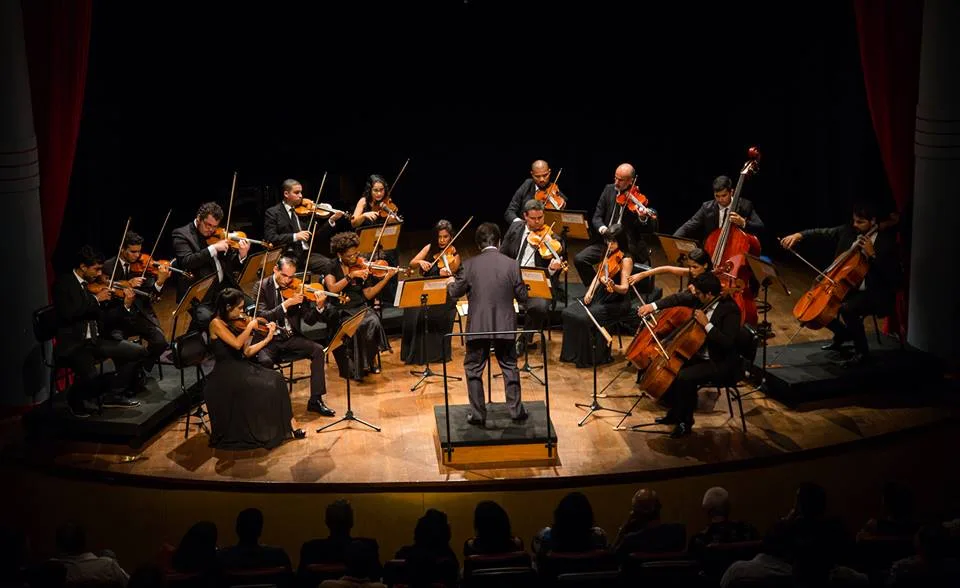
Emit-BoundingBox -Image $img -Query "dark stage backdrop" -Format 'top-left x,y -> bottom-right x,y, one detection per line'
59,2 -> 892,273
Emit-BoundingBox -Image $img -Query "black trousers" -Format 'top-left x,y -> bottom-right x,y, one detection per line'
662,357 -> 727,425
109,310 -> 168,371
464,338 -> 522,419
825,290 -> 877,355
257,334 -> 327,401
521,298 -> 551,343
57,339 -> 148,406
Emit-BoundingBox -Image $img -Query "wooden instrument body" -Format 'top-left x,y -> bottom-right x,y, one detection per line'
636,315 -> 709,400
625,306 -> 692,370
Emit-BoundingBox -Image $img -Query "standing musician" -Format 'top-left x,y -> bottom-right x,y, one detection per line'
101,231 -> 171,375
323,232 -> 396,380
400,219 -> 460,365
263,178 -> 348,278
673,175 -> 764,244
52,246 -> 148,417
447,222 -> 530,426
780,202 -> 901,366
636,272 -> 742,438
574,163 -> 657,294
504,160 -> 564,224
351,174 -> 400,306
499,199 -> 566,351
254,257 -> 337,417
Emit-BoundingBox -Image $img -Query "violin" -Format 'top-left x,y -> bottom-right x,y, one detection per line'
534,183 -> 566,210
525,224 -> 568,272
615,186 -> 657,222
129,255 -> 193,279
294,200 -> 348,218
207,228 -> 272,249
432,246 -> 461,275
229,311 -> 270,336
371,197 -> 402,222
280,277 -> 349,304
348,256 -> 407,280
86,281 -> 152,300
598,249 -> 624,292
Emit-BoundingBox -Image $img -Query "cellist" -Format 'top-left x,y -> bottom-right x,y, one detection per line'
780,202 -> 901,366
636,273 -> 742,438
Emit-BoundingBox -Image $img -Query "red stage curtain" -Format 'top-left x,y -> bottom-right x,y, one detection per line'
852,0 -> 923,338
21,0 -> 94,286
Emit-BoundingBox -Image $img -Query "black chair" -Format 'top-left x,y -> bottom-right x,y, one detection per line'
32,304 -> 108,414
555,570 -> 619,586
170,329 -> 211,438
870,313 -> 905,349
466,566 -> 537,587
221,566 -> 291,588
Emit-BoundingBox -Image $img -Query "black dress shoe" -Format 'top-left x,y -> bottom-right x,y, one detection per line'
511,410 -> 529,423
655,415 -> 679,425
820,341 -> 849,352
293,429 -> 307,439
669,422 -> 693,438
68,402 -> 91,418
840,353 -> 869,368
371,366 -> 382,374
466,415 -> 486,426
307,399 -> 336,417
101,394 -> 141,408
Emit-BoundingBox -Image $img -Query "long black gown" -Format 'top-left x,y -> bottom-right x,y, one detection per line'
205,337 -> 294,450
560,258 -> 631,368
328,263 -> 389,379
399,264 -> 457,365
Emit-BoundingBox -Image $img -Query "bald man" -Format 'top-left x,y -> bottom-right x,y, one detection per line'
574,163 -> 658,293
504,160 -> 565,224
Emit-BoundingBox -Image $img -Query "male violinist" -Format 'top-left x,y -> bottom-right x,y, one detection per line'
504,160 -> 564,224
673,175 -> 764,244
254,257 -> 336,416
780,202 -> 902,366
101,231 -> 171,376
52,246 -> 149,417
573,163 -> 658,294
499,199 -> 566,351
263,179 -> 349,278
636,272 -> 742,438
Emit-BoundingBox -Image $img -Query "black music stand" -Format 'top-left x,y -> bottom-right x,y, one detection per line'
397,276 -> 462,391
170,274 -> 217,340
574,299 -> 630,426
357,222 -> 402,254
745,254 -> 790,392
317,308 -> 380,433
497,268 -> 554,386
237,247 -> 284,299
656,233 -> 700,289
543,209 -> 589,306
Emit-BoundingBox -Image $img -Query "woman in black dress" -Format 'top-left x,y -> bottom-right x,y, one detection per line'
323,232 -> 396,381
205,288 -> 306,449
560,224 -> 635,367
350,174 -> 401,306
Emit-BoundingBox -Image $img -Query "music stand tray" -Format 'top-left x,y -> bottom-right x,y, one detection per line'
544,209 -> 590,240
397,276 -> 462,391
238,247 -> 284,298
656,233 -> 700,265
520,267 -> 554,300
317,308 -> 380,432
357,222 -> 402,254
745,254 -> 790,296
170,273 -> 217,339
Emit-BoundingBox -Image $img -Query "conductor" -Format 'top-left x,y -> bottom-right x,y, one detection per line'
447,222 -> 530,426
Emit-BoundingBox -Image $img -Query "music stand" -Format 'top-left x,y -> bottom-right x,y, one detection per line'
513,267 -> 554,385
317,308 -> 380,433
397,276 -> 463,391
745,254 -> 791,392
544,209 -> 589,306
357,222 -> 402,254
574,299 -> 630,426
238,247 -> 284,299
170,273 -> 217,340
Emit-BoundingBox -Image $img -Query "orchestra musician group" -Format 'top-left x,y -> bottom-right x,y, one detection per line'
51,153 -> 902,444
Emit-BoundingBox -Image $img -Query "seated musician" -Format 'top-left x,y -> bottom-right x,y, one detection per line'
636,273 -> 742,438
780,202 -> 902,366
350,174 -> 400,306
561,224 -> 633,368
324,232 -> 396,381
254,256 -> 336,417
101,231 -> 171,377
504,159 -> 564,224
400,219 -> 460,365
52,246 -> 149,417
673,175 -> 764,243
500,199 -> 566,352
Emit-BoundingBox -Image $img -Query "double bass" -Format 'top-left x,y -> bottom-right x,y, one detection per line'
704,147 -> 761,326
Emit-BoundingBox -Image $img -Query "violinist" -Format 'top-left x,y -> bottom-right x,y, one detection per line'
254,257 -> 336,417
205,288 -> 307,449
574,163 -> 658,295
504,160 -> 564,224
400,219 -> 460,365
673,175 -> 764,244
636,273 -> 742,438
561,224 -> 633,368
263,179 -> 348,277
52,246 -> 148,417
101,231 -> 171,375
324,231 -> 395,380
780,202 -> 901,366
499,199 -> 566,352
351,174 -> 400,306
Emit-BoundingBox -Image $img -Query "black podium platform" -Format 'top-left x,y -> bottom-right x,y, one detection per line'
434,401 -> 558,468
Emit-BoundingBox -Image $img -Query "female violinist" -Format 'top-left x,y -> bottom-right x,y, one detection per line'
204,288 -> 307,449
628,247 -> 713,287
351,174 -> 401,305
323,231 -> 395,380
400,219 -> 461,365
560,224 -> 633,368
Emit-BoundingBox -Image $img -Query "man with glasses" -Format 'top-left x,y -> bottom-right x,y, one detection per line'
504,160 -> 565,224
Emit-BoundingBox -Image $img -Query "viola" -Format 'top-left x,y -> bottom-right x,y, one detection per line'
129,255 -> 193,278
280,277 -> 349,304
207,228 -> 272,249
526,224 -> 568,272
534,183 -> 566,210
616,186 -> 657,221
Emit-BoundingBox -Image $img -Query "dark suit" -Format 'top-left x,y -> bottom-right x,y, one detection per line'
171,220 -> 245,303
263,202 -> 345,277
654,293 -> 742,425
52,271 -> 148,407
499,221 -> 565,342
255,276 -> 328,402
574,184 -> 657,290
799,224 -> 901,354
504,178 -> 566,224
673,198 -> 764,245
101,256 -> 169,371
447,248 -> 529,420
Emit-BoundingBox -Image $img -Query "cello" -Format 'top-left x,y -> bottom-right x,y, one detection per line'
704,147 -> 761,326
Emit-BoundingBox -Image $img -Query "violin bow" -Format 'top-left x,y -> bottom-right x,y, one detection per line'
387,157 -> 410,200
252,245 -> 269,320
545,168 -> 563,209
426,216 -> 474,272
584,240 -> 614,302
577,298 -> 613,345
299,215 -> 321,297
107,217 -> 133,290
140,209 -> 173,279
223,171 -> 238,237
308,171 -> 329,231
778,238 -> 838,286
629,284 -> 669,360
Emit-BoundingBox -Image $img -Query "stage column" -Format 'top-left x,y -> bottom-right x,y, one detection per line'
0,0 -> 49,408
910,0 -> 960,362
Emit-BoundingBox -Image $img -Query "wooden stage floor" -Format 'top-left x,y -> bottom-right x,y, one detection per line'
10,242 -> 955,490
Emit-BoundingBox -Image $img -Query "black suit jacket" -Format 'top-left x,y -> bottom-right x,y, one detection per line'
673,198 -> 764,244
591,184 -> 657,261
654,293 -> 742,372
447,248 -> 528,341
171,220 -> 243,302
504,178 -> 566,224
255,275 -> 322,334
499,221 -> 566,287
263,202 -> 347,262
799,224 -> 901,314
52,271 -> 105,351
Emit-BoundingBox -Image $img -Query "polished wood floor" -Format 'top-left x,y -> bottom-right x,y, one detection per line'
12,239 -> 953,488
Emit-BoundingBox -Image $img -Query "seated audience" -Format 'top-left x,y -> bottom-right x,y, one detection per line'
888,524 -> 960,587
532,491 -> 608,557
859,482 -> 921,539
688,486 -> 760,559
319,540 -> 387,588
217,508 -> 291,572
394,509 -> 459,588
464,501 -> 523,556
300,499 -> 380,578
170,521 -> 218,578
612,488 -> 686,558
721,520 -> 794,588
48,522 -> 129,587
